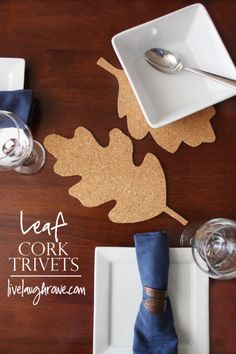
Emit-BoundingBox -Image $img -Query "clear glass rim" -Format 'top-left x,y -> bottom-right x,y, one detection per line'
0,110 -> 20,161
204,217 -> 236,227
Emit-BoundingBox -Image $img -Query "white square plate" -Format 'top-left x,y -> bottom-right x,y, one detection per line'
93,247 -> 209,354
0,58 -> 25,90
112,3 -> 236,128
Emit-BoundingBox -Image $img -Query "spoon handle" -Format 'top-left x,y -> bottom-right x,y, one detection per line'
184,67 -> 236,89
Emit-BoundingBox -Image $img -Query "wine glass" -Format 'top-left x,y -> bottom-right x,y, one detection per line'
0,110 -> 45,174
180,218 -> 236,279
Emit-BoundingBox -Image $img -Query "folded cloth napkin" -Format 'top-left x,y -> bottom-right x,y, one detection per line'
133,231 -> 178,354
0,89 -> 34,124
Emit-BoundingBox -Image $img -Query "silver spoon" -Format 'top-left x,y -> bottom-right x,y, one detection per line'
145,48 -> 236,89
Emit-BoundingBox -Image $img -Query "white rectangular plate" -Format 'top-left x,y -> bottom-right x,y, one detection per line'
93,247 -> 209,354
0,58 -> 25,90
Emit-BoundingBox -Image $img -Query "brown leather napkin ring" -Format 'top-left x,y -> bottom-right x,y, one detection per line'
143,286 -> 167,314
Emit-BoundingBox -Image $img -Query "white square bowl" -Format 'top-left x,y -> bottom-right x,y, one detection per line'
112,3 -> 236,128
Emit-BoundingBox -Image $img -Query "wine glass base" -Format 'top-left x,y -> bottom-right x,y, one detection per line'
14,140 -> 46,175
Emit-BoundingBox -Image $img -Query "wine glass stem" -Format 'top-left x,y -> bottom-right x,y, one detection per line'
22,149 -> 37,166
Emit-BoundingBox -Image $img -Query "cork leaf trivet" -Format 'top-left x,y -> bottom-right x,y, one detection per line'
44,127 -> 188,225
97,57 -> 216,153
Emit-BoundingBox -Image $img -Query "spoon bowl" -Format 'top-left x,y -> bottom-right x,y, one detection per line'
145,48 -> 183,74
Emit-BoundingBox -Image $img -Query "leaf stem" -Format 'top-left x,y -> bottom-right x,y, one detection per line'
165,206 -> 188,225
97,57 -> 118,76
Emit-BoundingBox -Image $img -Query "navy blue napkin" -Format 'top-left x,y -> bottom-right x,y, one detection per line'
133,232 -> 178,354
0,89 -> 34,124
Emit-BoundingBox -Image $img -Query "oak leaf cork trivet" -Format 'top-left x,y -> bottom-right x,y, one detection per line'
44,127 -> 187,225
97,57 -> 216,153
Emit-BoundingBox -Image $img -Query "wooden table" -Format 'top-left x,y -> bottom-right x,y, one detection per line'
0,1 -> 235,353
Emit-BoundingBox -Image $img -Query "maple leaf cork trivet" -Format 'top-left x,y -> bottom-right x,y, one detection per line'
44,127 -> 188,225
97,57 -> 216,153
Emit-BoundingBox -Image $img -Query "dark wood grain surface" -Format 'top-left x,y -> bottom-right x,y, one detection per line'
0,0 -> 235,353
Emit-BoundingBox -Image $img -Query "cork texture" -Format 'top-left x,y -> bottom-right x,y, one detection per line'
97,57 -> 216,153
44,127 -> 187,225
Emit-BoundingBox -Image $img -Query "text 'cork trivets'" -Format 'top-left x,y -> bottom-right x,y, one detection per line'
97,57 -> 216,153
44,128 -> 188,225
